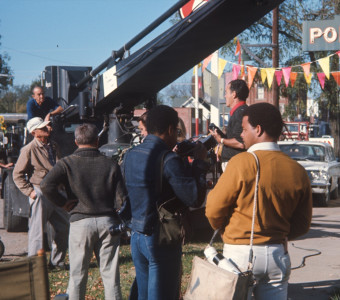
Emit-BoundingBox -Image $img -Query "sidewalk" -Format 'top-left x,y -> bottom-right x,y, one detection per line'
288,198 -> 340,300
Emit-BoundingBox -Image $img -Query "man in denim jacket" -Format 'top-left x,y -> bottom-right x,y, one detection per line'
123,105 -> 209,300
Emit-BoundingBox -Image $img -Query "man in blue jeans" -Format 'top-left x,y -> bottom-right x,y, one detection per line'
122,105 -> 209,300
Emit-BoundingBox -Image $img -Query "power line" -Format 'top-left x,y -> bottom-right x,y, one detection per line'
3,46 -> 81,66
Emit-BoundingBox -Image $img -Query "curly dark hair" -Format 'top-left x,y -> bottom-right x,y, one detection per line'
146,105 -> 178,135
243,103 -> 283,141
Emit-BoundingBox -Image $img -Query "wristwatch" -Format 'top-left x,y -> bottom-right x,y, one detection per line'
220,138 -> 224,145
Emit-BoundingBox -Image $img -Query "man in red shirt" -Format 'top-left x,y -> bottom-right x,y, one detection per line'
210,79 -> 248,171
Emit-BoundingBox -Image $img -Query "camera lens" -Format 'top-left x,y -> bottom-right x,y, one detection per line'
109,223 -> 126,236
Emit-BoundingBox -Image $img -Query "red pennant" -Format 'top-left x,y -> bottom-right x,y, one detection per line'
317,73 -> 326,89
275,70 -> 282,86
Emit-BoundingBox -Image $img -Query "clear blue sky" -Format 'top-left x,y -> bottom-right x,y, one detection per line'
0,0 -> 179,86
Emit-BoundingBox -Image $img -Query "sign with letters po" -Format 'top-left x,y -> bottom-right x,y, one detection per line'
302,15 -> 340,51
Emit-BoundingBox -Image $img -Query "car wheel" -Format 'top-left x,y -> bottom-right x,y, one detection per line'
3,175 -> 28,232
330,185 -> 339,200
313,191 -> 330,207
0,239 -> 4,259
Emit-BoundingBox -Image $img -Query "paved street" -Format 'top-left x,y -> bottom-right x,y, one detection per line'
288,198 -> 340,299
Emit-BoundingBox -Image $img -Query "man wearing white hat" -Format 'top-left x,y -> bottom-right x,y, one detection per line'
13,117 -> 69,268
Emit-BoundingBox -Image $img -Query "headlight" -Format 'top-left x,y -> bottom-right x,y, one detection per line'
307,170 -> 329,182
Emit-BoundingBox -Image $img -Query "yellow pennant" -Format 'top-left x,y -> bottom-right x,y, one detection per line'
265,68 -> 276,89
260,68 -> 267,84
318,56 -> 330,79
218,58 -> 227,79
304,73 -> 313,86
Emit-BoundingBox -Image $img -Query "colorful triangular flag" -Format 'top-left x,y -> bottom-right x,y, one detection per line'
275,70 -> 283,86
318,56 -> 330,79
235,39 -> 241,56
282,67 -> 291,87
331,71 -> 340,86
304,73 -> 313,86
218,58 -> 227,79
290,72 -> 298,88
317,73 -> 326,89
202,54 -> 213,73
265,68 -> 276,89
260,68 -> 267,84
232,64 -> 241,80
301,62 -> 311,78
246,66 -> 258,89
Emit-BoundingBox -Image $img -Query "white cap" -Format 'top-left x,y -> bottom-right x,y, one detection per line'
27,117 -> 50,133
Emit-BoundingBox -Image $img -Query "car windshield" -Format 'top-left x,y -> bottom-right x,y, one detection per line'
279,144 -> 326,162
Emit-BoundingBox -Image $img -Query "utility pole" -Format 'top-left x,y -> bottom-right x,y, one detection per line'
194,64 -> 199,136
272,7 -> 279,108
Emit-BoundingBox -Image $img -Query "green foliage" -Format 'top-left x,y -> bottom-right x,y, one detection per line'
0,34 -> 13,90
0,79 -> 41,113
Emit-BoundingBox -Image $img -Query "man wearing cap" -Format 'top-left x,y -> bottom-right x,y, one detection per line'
13,117 -> 69,268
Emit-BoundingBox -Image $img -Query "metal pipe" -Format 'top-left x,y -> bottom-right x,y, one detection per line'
75,0 -> 191,88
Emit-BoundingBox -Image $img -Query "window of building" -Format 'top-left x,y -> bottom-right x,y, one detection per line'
256,83 -> 265,100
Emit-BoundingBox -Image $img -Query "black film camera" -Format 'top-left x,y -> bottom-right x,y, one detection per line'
176,135 -> 217,156
208,123 -> 226,138
109,222 -> 128,236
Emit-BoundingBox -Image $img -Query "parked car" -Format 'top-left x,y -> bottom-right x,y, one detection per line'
278,141 -> 340,207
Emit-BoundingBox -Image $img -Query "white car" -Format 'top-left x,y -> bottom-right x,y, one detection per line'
278,141 -> 340,207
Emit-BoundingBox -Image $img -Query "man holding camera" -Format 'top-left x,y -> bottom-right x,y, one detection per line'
122,105 -> 209,300
210,79 -> 248,171
41,123 -> 127,300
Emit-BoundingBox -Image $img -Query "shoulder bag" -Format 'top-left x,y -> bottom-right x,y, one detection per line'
156,150 -> 186,246
184,151 -> 260,300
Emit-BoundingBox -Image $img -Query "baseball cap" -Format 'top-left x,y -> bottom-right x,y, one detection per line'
27,117 -> 50,133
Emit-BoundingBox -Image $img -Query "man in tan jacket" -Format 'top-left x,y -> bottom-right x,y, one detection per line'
13,117 -> 69,268
206,103 -> 312,300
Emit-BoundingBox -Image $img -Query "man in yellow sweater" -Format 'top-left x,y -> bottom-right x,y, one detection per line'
206,102 -> 312,300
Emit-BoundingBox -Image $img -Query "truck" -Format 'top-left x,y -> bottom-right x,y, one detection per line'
1,0 -> 284,232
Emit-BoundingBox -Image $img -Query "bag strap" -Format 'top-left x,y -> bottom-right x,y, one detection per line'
248,151 -> 260,270
209,151 -> 260,271
155,150 -> 171,206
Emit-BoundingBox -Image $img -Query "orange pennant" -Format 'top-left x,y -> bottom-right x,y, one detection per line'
301,62 -> 311,78
290,72 -> 298,87
247,66 -> 258,88
235,39 -> 241,56
331,71 -> 340,86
